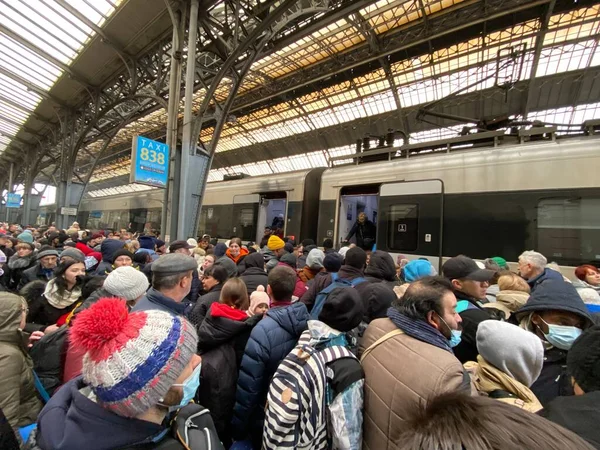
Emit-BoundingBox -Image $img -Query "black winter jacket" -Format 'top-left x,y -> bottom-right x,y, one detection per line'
531,345 -> 573,407
196,304 -> 259,446
541,390 -> 600,448
345,219 -> 376,248
188,284 -> 224,329
300,265 -> 370,313
452,290 -> 499,364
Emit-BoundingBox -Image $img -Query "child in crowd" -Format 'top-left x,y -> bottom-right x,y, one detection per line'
247,285 -> 270,317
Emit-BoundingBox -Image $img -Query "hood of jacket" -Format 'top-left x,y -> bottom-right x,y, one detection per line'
0,292 -> 25,345
266,302 -> 309,338
100,239 -> 125,263
516,278 -> 593,326
496,290 -> 530,312
242,251 -> 265,271
465,356 -> 543,413
35,377 -> 164,450
226,247 -> 249,264
197,303 -> 252,352
364,251 -> 397,282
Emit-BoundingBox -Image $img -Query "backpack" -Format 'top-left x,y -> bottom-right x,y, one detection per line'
310,273 -> 366,319
262,332 -> 356,450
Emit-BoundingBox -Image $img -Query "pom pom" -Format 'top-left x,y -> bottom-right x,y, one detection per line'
256,285 -> 265,292
70,297 -> 131,352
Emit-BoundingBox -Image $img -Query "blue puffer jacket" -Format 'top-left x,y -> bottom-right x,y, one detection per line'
231,302 -> 309,442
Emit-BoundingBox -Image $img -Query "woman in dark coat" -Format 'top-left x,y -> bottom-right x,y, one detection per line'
196,278 -> 259,446
188,265 -> 229,328
239,252 -> 267,297
23,260 -> 86,333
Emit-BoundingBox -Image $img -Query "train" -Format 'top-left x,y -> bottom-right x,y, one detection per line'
37,134 -> 600,268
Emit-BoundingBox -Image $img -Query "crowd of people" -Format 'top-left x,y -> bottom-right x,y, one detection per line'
0,220 -> 599,449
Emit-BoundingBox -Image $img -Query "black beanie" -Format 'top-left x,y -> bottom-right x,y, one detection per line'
322,238 -> 333,249
112,249 -> 134,263
345,247 -> 367,269
301,239 -> 315,247
319,286 -> 364,332
323,253 -> 343,273
567,325 -> 600,393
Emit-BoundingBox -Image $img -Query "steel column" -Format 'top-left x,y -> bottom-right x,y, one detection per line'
162,5 -> 185,241
175,0 -> 200,240
5,162 -> 14,222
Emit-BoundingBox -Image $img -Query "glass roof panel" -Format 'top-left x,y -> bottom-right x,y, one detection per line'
0,0 -> 122,156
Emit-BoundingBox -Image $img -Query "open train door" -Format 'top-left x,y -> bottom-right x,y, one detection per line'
232,194 -> 260,242
378,179 -> 444,270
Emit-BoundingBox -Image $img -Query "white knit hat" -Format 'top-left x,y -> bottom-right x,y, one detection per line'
104,266 -> 149,301
187,238 -> 198,247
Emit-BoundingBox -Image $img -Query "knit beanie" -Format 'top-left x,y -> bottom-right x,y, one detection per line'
476,320 -> 544,387
70,298 -> 197,418
187,238 -> 198,247
567,325 -> 600,393
104,266 -> 149,301
267,235 -> 285,251
214,242 -> 227,258
323,253 -> 343,273
301,239 -> 315,247
248,285 -> 270,315
60,247 -> 86,263
112,248 -> 134,262
318,286 -> 364,332
403,259 -> 434,282
37,245 -> 59,260
306,248 -> 325,270
344,247 -> 367,269
17,231 -> 34,244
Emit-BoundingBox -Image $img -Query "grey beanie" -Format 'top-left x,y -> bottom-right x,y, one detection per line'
37,247 -> 59,260
60,247 -> 86,263
476,320 -> 544,387
306,248 -> 325,270
104,266 -> 149,301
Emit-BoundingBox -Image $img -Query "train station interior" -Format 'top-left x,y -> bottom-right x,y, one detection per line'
0,0 -> 599,241
3,3 -> 600,450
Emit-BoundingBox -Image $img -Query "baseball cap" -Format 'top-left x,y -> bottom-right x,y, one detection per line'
442,255 -> 495,282
169,240 -> 194,253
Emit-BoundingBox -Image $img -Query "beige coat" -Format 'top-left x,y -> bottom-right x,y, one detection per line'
359,318 -> 472,450
464,356 -> 543,413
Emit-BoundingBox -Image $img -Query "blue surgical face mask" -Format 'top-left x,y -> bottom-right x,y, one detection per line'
539,318 -> 582,350
437,314 -> 462,348
171,361 -> 201,408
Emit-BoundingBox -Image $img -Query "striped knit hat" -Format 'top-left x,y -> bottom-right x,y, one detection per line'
70,297 -> 197,417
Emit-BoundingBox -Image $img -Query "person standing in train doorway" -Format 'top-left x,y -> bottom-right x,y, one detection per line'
345,212 -> 376,250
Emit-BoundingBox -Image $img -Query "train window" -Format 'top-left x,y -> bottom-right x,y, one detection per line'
387,203 -> 419,251
537,198 -> 600,264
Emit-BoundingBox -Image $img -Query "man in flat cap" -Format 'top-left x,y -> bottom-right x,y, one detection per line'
131,253 -> 197,316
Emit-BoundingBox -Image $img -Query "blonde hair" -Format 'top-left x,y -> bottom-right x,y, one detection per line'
498,272 -> 530,293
